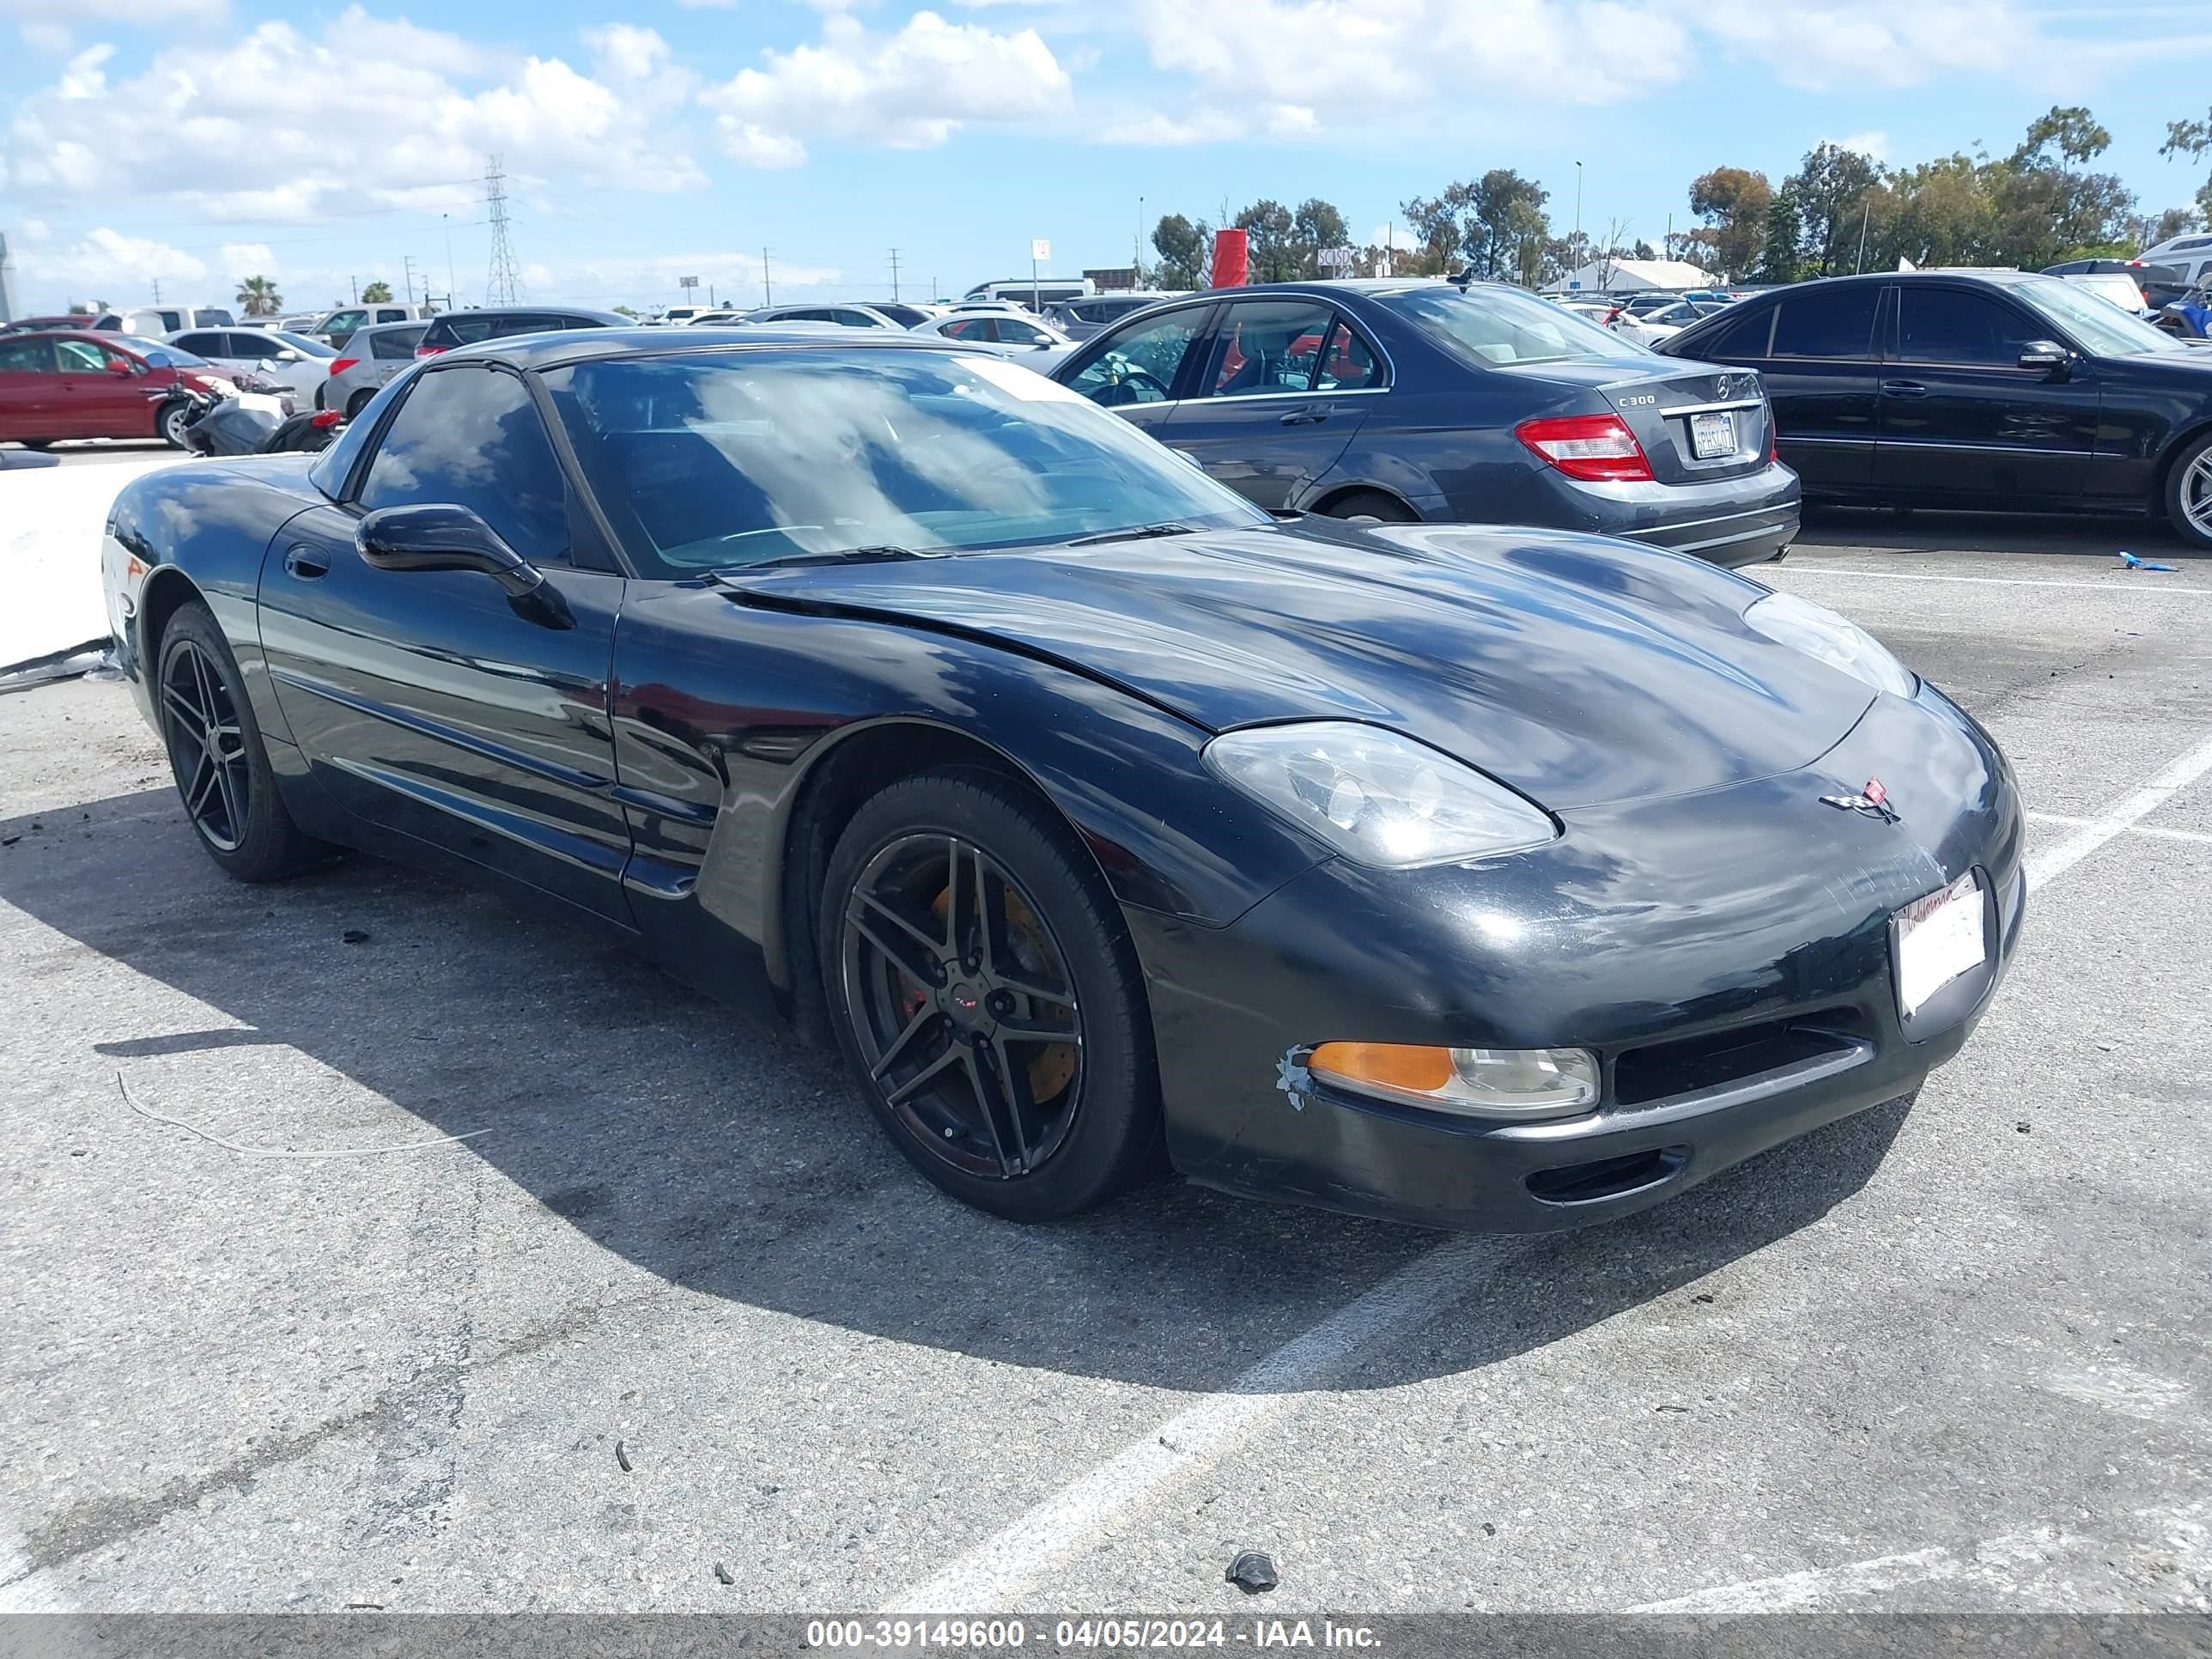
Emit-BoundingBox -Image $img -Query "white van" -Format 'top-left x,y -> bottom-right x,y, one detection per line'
2141,233 -> 2212,287
961,276 -> 1095,311
91,305 -> 234,335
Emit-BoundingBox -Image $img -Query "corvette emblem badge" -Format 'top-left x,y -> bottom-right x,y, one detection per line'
1821,777 -> 1899,823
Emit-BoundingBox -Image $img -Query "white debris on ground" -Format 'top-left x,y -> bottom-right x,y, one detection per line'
0,455 -> 187,672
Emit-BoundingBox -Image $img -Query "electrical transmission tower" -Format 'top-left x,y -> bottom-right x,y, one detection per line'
484,155 -> 523,305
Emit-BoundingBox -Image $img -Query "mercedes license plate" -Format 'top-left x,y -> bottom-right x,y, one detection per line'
1690,410 -> 1736,459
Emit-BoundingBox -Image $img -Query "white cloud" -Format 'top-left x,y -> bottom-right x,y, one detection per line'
20,21 -> 71,52
1697,1 -> 2027,89
702,9 -> 1073,165
0,6 -> 704,222
1830,130 -> 1891,162
0,0 -> 226,21
674,0 -> 738,8
1094,100 -> 1316,147
15,227 -> 210,295
221,241 -> 276,274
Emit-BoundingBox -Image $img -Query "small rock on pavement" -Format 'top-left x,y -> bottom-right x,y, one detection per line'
713,1561 -> 734,1586
1225,1551 -> 1279,1595
342,928 -> 370,945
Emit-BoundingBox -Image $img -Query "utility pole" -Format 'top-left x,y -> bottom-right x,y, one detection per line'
1573,161 -> 1583,275
1134,194 -> 1144,285
762,247 -> 772,307
484,155 -> 523,305
889,247 -> 902,302
403,254 -> 419,305
1854,199 -> 1871,275
442,213 -> 456,308
152,276 -> 161,304
349,275 -> 358,303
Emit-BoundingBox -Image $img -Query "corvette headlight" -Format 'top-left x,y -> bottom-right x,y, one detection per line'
1204,721 -> 1556,868
1745,591 -> 1916,698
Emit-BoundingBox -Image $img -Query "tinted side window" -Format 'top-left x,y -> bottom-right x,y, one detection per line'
1768,287 -> 1879,359
1896,289 -> 2036,365
357,368 -> 568,562
489,314 -> 561,338
995,319 -> 1054,346
1316,320 -> 1383,391
1066,307 -> 1207,405
372,328 -> 427,360
173,332 -> 226,357
1696,307 -> 1776,357
0,338 -> 53,373
1199,300 -> 1335,398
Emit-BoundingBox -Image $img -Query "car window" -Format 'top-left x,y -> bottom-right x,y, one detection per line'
275,331 -> 337,357
1692,306 -> 1777,358
357,367 -> 569,563
324,310 -> 367,335
370,326 -> 428,360
940,318 -> 990,341
995,319 -> 1054,346
541,348 -> 1266,576
1200,301 -> 1336,398
173,332 -> 226,357
1381,284 -> 1647,367
0,337 -> 53,373
1315,321 -> 1383,391
2015,274 -> 2189,357
1895,289 -> 2037,365
374,308 -> 406,324
489,314 -> 562,337
228,332 -> 279,358
1768,286 -> 1879,359
1066,307 -> 1208,406
56,338 -> 114,373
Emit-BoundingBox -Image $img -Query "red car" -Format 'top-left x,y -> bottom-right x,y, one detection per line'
0,330 -> 237,449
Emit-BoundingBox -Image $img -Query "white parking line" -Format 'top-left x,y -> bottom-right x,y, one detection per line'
2026,730 -> 2212,887
885,1237 -> 1507,1611
2027,810 -> 2212,848
1781,566 -> 2212,597
888,726 -> 2212,1613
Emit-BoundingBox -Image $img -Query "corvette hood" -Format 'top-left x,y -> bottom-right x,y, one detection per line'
733,523 -> 1875,810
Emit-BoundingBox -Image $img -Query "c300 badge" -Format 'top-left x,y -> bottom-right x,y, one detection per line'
1821,776 -> 1899,823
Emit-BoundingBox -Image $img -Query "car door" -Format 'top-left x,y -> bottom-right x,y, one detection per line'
52,336 -> 149,438
1058,301 -> 1217,444
0,336 -> 58,439
257,362 -> 635,925
1157,299 -> 1378,509
1875,281 -> 2095,506
1708,284 -> 1883,492
172,331 -> 235,377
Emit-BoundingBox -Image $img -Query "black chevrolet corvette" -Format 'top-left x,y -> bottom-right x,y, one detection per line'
100,329 -> 2026,1232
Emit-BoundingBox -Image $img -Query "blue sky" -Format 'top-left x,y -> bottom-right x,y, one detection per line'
2,0 -> 2209,315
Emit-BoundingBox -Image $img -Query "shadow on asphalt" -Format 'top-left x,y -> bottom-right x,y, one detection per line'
3,786 -> 1911,1392
1798,502 -> 2203,557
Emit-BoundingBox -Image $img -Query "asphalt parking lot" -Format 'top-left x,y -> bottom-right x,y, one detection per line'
3,509 -> 2209,1620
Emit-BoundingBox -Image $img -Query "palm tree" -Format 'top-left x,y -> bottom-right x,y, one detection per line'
236,275 -> 282,318
359,280 -> 393,302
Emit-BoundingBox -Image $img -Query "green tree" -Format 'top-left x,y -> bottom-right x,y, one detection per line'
1151,213 -> 1209,289
1753,191 -> 1803,283
1291,198 -> 1348,275
612,304 -> 639,318
1398,187 -> 1471,276
1994,106 -> 2135,265
359,279 -> 393,303
1784,143 -> 1880,275
235,275 -> 282,317
2163,107 -> 2212,222
1687,167 -> 1772,277
1460,169 -> 1549,280
1233,199 -> 1298,282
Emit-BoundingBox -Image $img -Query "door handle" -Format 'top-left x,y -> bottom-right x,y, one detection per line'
283,544 -> 331,580
1279,404 -> 1334,425
1880,380 -> 1928,398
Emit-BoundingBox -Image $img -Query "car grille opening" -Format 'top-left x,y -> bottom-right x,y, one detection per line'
1525,1146 -> 1688,1206
1612,1012 -> 1863,1107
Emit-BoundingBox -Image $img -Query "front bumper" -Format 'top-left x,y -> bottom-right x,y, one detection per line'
1130,684 -> 2024,1233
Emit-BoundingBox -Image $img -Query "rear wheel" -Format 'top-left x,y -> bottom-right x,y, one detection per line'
156,604 -> 322,881
2167,432 -> 2212,550
1319,489 -> 1418,525
345,388 -> 376,420
818,769 -> 1160,1222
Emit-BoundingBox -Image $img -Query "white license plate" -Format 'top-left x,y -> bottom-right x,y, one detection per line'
1894,872 -> 1986,1017
1689,410 -> 1736,459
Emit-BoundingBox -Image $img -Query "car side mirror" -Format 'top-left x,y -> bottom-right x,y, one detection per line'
275,349 -> 301,363
356,504 -> 574,628
2019,340 -> 2069,378
106,359 -> 133,376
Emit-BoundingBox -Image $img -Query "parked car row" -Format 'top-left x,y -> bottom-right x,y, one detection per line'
0,329 -> 248,447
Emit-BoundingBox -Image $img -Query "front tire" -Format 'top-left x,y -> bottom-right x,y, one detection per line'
157,399 -> 194,449
2166,431 -> 2212,550
818,769 -> 1161,1222
345,387 -> 376,420
156,604 -> 322,882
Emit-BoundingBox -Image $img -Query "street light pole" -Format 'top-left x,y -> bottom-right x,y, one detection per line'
1574,161 -> 1583,273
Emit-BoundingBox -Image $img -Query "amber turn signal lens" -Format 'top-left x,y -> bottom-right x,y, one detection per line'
1308,1042 -> 1455,1094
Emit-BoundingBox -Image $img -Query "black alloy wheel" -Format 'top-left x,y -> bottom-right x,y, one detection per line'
842,831 -> 1085,1179
155,602 -> 323,881
821,769 -> 1161,1221
161,634 -> 252,854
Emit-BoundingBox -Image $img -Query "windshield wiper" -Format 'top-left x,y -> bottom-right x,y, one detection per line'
1063,521 -> 1198,548
715,544 -> 940,576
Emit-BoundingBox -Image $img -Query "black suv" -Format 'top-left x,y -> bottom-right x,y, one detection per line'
1659,270 -> 2212,548
415,306 -> 629,360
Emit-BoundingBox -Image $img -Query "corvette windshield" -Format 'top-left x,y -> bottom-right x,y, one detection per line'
542,347 -> 1267,574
